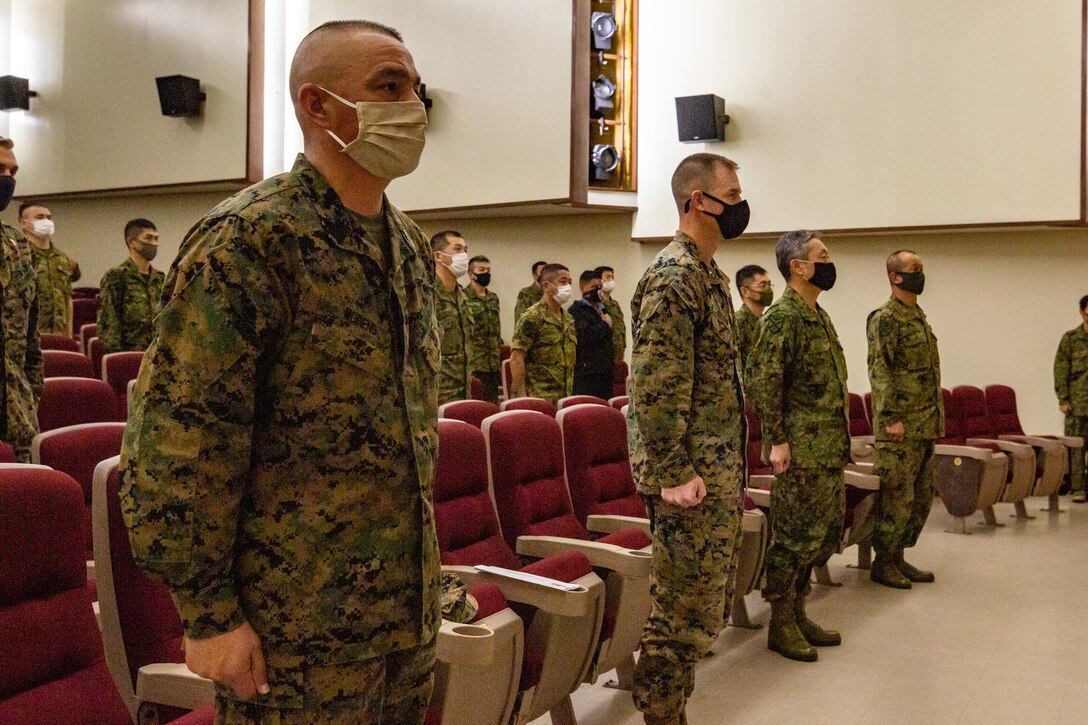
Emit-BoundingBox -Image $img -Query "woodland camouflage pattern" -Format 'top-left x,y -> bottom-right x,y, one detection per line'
463,287 -> 501,374
1055,325 -> 1088,493
436,282 -> 472,404
602,294 -> 627,363
97,258 -> 165,352
734,304 -> 759,370
0,222 -> 43,461
31,243 -> 80,335
119,155 -> 441,711
511,299 -> 576,402
514,283 -> 542,322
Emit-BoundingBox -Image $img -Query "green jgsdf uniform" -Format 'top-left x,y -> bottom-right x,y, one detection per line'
513,283 -> 542,322
867,297 -> 944,584
0,223 -> 44,461
464,286 -> 502,403
734,303 -> 760,369
602,293 -> 627,364
511,299 -> 576,402
746,285 -> 850,660
626,231 -> 745,723
98,258 -> 165,352
30,243 -> 81,335
1055,324 -> 1088,495
436,281 -> 472,404
119,156 -> 441,723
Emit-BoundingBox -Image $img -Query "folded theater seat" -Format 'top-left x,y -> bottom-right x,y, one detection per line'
985,384 -> 1082,513
556,403 -> 769,635
435,418 -> 606,725
482,410 -> 653,691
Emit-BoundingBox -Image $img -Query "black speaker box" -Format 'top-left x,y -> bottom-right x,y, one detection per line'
0,76 -> 33,111
155,75 -> 205,117
675,94 -> 727,143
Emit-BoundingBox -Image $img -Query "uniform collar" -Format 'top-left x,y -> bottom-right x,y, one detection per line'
780,285 -> 824,323
674,230 -> 729,290
889,295 -> 925,320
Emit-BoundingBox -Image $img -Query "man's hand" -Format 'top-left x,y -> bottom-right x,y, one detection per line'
185,622 -> 269,700
1060,402 -> 1072,415
770,442 -> 791,474
885,421 -> 905,442
660,476 -> 707,508
601,311 -> 613,327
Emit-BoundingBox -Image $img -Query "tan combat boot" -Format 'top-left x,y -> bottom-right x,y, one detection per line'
767,597 -> 818,662
793,592 -> 842,646
896,549 -> 935,583
870,549 -> 911,589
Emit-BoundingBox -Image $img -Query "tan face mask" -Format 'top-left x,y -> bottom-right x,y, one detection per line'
320,87 -> 428,180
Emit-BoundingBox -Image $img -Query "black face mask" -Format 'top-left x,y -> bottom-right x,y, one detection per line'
0,175 -> 14,212
806,261 -> 837,291
583,289 -> 602,304
895,270 -> 925,295
686,192 -> 750,239
474,272 -> 491,287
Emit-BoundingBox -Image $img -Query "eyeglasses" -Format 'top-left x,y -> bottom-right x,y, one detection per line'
744,282 -> 774,291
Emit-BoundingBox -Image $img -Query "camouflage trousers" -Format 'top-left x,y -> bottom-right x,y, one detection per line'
215,641 -> 436,725
872,440 -> 935,552
632,492 -> 742,722
1065,415 -> 1088,494
762,466 -> 845,601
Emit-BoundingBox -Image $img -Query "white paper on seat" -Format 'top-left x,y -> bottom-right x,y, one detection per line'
475,565 -> 582,591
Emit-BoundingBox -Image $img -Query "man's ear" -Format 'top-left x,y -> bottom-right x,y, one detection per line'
297,84 -> 334,130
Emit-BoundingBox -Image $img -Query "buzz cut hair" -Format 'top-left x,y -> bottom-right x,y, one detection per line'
671,153 -> 739,208
429,230 -> 463,254
539,263 -> 568,284
1080,294 -> 1088,312
303,19 -> 402,44
775,230 -> 821,280
532,260 -> 548,275
18,199 -> 48,219
124,218 -> 157,241
579,269 -> 601,286
735,264 -> 767,294
886,249 -> 917,274
593,265 -> 614,277
468,255 -> 490,268
0,135 -> 12,150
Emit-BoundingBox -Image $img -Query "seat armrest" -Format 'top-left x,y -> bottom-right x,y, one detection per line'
744,487 -> 771,508
847,462 -> 875,475
135,663 -> 215,711
851,435 -> 875,455
437,617 -> 498,666
748,474 -> 774,490
965,438 -> 1033,458
844,469 -> 880,491
586,514 -> 651,536
742,508 -> 766,531
515,535 -> 651,578
998,434 -> 1064,450
934,444 -> 994,460
1054,435 -> 1084,449
442,565 -> 600,618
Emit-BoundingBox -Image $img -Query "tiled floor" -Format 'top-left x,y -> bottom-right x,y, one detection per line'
534,496 -> 1088,724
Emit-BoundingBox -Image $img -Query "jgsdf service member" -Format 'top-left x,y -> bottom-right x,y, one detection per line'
627,152 -> 749,725
120,20 -> 441,723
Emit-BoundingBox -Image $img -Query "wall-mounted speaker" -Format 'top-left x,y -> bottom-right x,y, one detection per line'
0,76 -> 37,112
675,94 -> 728,143
155,75 -> 206,117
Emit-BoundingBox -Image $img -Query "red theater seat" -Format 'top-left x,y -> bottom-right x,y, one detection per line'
439,400 -> 500,429
101,351 -> 145,418
557,395 -> 609,409
72,298 -> 101,339
88,337 -> 105,379
500,396 -> 557,417
78,324 -> 97,355
37,378 -> 123,432
42,350 -> 95,379
849,392 -> 876,462
612,360 -> 629,397
40,334 -> 80,352
609,395 -> 629,410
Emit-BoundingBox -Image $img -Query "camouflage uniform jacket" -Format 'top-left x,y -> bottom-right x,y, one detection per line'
30,242 -> 81,335
1055,325 -> 1088,416
514,283 -> 542,322
867,296 -> 944,441
602,294 -> 627,363
627,231 -> 746,496
98,258 -> 165,352
0,222 -> 44,458
464,286 -> 502,373
735,303 -> 759,369
119,156 -> 441,697
436,281 -> 472,403
746,286 -> 850,468
511,299 -> 576,402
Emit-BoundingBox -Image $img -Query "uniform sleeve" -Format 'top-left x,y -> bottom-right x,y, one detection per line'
25,285 -> 44,401
745,311 -> 790,446
70,258 -> 82,284
511,311 -> 536,352
867,311 -> 900,427
1055,332 -> 1071,404
96,271 -> 123,353
630,279 -> 699,492
119,215 -> 286,640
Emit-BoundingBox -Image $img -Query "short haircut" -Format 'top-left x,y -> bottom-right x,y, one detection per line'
775,230 -> 821,280
579,269 -> 601,286
429,230 -> 463,254
593,265 -> 614,276
539,263 -> 568,285
886,249 -> 916,274
124,218 -> 157,241
531,260 -> 548,275
671,153 -> 739,208
18,200 -> 48,218
468,255 -> 490,270
1080,295 -> 1088,312
0,136 -> 12,150
303,19 -> 402,44
735,264 -> 767,293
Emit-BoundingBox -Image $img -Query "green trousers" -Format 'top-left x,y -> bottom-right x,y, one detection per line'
872,440 -> 935,552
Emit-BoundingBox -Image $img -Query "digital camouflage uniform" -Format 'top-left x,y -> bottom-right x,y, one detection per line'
464,286 -> 502,403
436,281 -> 472,404
602,293 -> 627,363
119,155 -> 441,724
511,299 -> 576,402
97,257 -> 165,352
1055,325 -> 1088,494
0,222 -> 44,461
627,231 -> 746,722
30,242 -> 81,335
867,297 -> 944,553
513,283 -> 542,322
746,286 -> 850,602
734,303 -> 760,370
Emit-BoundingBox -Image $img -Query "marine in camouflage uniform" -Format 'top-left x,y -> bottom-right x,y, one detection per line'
511,299 -> 576,402
627,231 -> 746,722
734,304 -> 759,369
747,283 -> 850,661
868,293 -> 944,587
1055,307 -> 1088,498
0,222 -> 44,461
602,294 -> 627,365
97,258 -> 165,352
464,285 -> 502,403
436,281 -> 472,404
119,155 -> 441,721
30,242 -> 81,336
514,282 -> 542,323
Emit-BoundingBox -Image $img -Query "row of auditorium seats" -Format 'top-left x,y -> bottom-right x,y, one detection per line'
492,357 -> 629,403
440,394 -> 629,425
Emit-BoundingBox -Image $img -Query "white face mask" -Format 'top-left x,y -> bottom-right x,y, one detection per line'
320,87 -> 428,180
601,279 -> 615,293
31,219 -> 55,238
443,251 -> 469,279
552,283 -> 573,305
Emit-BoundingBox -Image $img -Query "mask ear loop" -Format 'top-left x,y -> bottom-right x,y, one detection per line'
317,86 -> 357,148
